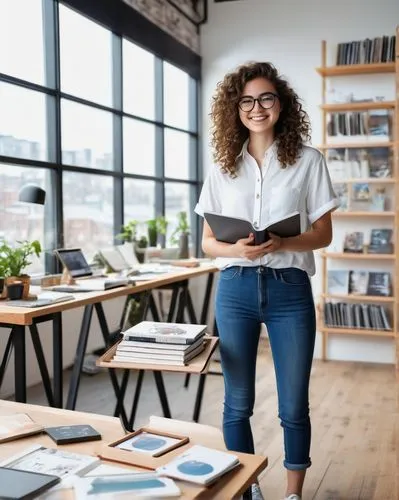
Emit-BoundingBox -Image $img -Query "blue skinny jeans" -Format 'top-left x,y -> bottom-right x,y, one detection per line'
215,265 -> 316,470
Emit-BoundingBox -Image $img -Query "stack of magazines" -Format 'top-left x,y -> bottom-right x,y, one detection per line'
113,321 -> 208,366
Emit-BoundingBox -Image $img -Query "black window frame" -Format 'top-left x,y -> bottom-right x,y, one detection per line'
0,0 -> 202,273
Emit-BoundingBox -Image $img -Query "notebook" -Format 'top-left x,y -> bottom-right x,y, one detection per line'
204,211 -> 301,245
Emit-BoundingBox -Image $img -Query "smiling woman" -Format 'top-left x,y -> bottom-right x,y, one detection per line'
195,61 -> 339,500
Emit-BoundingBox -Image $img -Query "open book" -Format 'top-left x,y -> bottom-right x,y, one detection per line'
156,444 -> 240,486
204,211 -> 300,245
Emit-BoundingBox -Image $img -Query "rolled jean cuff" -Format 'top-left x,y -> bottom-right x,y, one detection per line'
284,459 -> 312,471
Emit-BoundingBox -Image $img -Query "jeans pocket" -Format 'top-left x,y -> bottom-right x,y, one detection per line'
220,266 -> 241,281
278,267 -> 309,285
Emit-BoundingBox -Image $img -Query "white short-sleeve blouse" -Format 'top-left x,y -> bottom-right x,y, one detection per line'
195,141 -> 339,276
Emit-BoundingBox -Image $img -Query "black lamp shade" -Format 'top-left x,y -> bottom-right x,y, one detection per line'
18,184 -> 46,205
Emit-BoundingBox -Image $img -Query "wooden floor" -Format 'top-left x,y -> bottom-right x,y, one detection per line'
25,340 -> 398,500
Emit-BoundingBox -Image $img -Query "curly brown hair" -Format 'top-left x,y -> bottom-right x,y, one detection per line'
210,62 -> 311,176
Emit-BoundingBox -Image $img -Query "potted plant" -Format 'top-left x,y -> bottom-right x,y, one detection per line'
0,255 -> 6,299
116,220 -> 138,244
170,211 -> 190,259
0,240 -> 42,299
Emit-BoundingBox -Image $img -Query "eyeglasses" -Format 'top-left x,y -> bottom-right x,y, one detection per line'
238,92 -> 279,112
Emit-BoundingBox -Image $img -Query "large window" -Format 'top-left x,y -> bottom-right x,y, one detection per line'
0,0 -> 200,270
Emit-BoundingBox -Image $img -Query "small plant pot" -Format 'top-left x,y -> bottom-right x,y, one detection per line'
19,275 -> 31,299
134,245 -> 147,264
7,282 -> 24,300
178,233 -> 189,259
0,278 -> 5,299
148,228 -> 158,248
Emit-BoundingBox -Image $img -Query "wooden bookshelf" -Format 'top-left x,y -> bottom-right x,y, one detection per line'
332,211 -> 395,217
321,101 -> 395,112
318,142 -> 395,149
322,294 -> 395,303
318,325 -> 395,338
322,252 -> 395,260
317,29 -> 399,363
316,62 -> 395,77
343,178 -> 396,184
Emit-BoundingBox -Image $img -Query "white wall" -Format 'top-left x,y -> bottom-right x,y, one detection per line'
200,0 -> 398,363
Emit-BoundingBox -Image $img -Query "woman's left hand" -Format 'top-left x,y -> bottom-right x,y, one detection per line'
262,232 -> 283,254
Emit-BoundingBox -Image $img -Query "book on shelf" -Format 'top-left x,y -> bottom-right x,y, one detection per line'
0,413 -> 44,443
327,147 -> 392,180
369,110 -> 391,138
343,231 -> 364,253
118,335 -> 204,353
156,444 -> 240,486
336,35 -> 396,65
113,341 -> 206,366
366,271 -> 392,296
204,211 -> 300,245
327,270 -> 350,295
368,228 -> 393,254
326,110 -> 391,142
369,147 -> 392,178
122,321 -> 207,345
349,270 -> 371,295
352,183 -> 371,201
324,301 -> 392,330
328,270 -> 392,297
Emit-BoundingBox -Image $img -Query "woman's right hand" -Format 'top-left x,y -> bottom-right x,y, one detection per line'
231,234 -> 267,260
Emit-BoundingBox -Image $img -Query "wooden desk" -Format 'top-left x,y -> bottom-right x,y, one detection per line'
0,400 -> 267,500
0,265 -> 218,418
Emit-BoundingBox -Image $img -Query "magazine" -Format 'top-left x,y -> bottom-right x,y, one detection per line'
115,431 -> 184,456
114,341 -> 205,365
368,229 -> 393,254
73,473 -> 181,499
343,232 -> 364,253
156,444 -> 240,486
327,270 -> 349,295
123,321 -> 207,345
0,444 -> 99,478
349,271 -> 369,295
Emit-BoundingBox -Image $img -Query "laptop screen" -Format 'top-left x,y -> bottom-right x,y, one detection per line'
100,247 -> 132,272
54,248 -> 92,278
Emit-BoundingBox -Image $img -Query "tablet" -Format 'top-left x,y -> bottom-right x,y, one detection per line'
0,467 -> 60,499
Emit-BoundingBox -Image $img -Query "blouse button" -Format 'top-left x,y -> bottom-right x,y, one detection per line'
256,194 -> 260,199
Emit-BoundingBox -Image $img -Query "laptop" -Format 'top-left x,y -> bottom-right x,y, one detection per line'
100,246 -> 172,281
99,246 -> 137,274
50,248 -> 129,291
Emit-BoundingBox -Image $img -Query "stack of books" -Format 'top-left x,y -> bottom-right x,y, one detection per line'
113,321 -> 208,366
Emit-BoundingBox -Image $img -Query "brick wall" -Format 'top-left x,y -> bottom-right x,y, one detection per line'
123,0 -> 201,54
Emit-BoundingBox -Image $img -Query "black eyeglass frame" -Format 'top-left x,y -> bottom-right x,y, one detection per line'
238,92 -> 280,112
